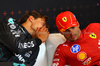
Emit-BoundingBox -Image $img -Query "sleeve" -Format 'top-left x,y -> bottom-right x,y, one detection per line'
82,23 -> 100,32
90,23 -> 100,30
0,17 -> 42,54
51,45 -> 66,66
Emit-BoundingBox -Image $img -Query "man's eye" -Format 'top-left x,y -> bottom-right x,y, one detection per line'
43,23 -> 46,26
71,27 -> 75,29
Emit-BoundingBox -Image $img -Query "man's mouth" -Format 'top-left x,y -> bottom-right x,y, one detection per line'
71,35 -> 77,39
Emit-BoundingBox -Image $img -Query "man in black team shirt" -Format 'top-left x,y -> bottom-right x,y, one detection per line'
0,11 -> 49,66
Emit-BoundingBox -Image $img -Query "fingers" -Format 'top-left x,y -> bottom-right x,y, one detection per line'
39,26 -> 49,32
36,26 -> 49,43
40,26 -> 46,31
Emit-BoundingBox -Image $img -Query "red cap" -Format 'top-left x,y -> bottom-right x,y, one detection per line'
56,11 -> 78,33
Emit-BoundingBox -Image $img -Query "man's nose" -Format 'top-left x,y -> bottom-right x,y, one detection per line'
69,29 -> 74,35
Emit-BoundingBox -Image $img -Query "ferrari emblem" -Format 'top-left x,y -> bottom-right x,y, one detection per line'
62,17 -> 67,22
89,33 -> 97,39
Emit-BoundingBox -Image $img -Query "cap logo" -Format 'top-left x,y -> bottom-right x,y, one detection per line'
60,29 -> 65,32
62,17 -> 67,22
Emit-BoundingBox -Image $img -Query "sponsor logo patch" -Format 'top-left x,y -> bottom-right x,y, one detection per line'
82,57 -> 91,65
77,51 -> 87,61
71,44 -> 80,53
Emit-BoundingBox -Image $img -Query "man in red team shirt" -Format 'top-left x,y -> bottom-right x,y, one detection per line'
52,11 -> 100,66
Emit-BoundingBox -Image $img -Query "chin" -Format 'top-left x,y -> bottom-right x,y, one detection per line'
70,40 -> 76,42
70,38 -> 78,41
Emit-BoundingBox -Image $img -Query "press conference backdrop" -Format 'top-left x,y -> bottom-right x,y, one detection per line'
0,0 -> 100,33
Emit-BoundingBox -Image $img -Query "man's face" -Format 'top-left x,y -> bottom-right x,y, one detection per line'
62,25 -> 81,41
31,18 -> 46,31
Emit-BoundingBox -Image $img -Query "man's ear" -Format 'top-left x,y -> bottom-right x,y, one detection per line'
29,16 -> 34,22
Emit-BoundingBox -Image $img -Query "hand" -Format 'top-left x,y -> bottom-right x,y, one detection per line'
36,26 -> 49,43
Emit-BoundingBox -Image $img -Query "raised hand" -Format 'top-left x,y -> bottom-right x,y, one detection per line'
36,26 -> 49,43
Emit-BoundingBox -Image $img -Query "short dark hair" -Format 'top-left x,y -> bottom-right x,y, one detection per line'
20,11 -> 48,24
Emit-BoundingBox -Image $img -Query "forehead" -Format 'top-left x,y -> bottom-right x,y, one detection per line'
34,18 -> 45,22
36,18 -> 45,21
36,18 -> 46,24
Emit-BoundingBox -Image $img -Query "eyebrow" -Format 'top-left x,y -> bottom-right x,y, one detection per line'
66,27 -> 75,31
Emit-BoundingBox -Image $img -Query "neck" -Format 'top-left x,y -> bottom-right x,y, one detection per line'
22,22 -> 36,38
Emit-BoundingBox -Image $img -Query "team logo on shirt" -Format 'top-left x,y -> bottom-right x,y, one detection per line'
89,33 -> 97,39
77,51 -> 87,61
71,44 -> 81,53
8,18 -> 15,24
